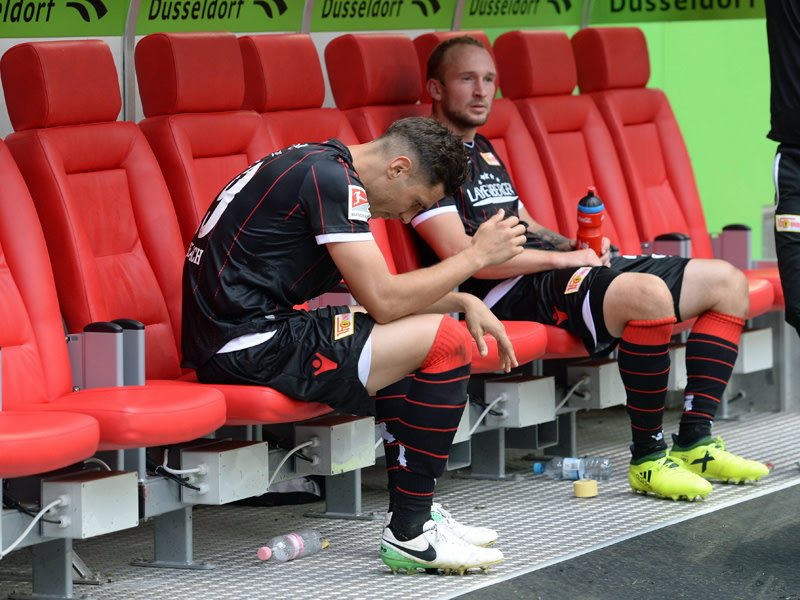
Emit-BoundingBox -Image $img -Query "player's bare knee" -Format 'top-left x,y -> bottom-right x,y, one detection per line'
611,273 -> 674,319
712,260 -> 749,316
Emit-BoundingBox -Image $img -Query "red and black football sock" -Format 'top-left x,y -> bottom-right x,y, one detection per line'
618,318 -> 676,459
375,316 -> 471,540
676,311 -> 745,446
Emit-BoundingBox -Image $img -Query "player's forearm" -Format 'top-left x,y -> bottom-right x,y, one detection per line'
528,223 -> 573,252
356,245 -> 496,323
418,291 -> 482,316
471,247 -> 579,278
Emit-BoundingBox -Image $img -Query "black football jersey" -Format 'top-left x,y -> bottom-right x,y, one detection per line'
412,134 -> 556,300
767,1 -> 800,146
182,139 -> 373,368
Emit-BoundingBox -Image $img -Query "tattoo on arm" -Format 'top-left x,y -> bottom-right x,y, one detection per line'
536,227 -> 572,252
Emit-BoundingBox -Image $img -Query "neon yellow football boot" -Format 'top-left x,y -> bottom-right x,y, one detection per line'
670,435 -> 770,483
629,450 -> 712,501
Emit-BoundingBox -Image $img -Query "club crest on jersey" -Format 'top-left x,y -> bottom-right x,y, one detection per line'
334,312 -> 354,340
776,214 -> 800,232
480,152 -> 500,166
565,267 -> 592,294
348,185 -> 371,222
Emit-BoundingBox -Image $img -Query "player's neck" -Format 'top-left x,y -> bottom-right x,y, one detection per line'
430,108 -> 477,144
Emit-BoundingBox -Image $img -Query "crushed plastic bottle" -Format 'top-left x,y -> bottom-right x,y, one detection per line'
533,456 -> 612,481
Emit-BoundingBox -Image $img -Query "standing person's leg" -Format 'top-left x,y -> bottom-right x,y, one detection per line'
774,145 -> 800,338
367,313 -> 503,573
669,259 -> 770,482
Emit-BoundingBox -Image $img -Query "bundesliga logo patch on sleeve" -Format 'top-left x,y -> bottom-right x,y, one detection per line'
348,185 -> 371,222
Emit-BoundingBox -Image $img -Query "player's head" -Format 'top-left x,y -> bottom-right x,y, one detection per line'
362,117 -> 468,222
426,36 -> 497,138
377,116 -> 469,197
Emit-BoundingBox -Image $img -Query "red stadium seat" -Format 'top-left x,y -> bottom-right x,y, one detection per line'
135,31 -> 275,249
571,26 -> 780,310
0,128 -> 226,449
325,33 -> 429,144
494,29 -> 642,256
240,33 -> 360,147
0,39 -> 331,427
0,411 -> 99,479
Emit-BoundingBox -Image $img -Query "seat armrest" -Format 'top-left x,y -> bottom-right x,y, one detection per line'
642,232 -> 692,258
711,224 -> 752,270
67,322 -> 124,390
112,319 -> 146,386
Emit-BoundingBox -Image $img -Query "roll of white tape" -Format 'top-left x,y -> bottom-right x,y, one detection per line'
573,478 -> 598,498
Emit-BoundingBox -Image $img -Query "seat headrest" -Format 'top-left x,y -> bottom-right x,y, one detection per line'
572,27 -> 650,93
325,34 -> 421,110
0,40 -> 121,131
494,30 -> 576,99
413,30 -> 494,85
239,34 -> 325,112
135,31 -> 245,117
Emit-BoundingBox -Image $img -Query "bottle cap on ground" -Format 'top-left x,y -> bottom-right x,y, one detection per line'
573,479 -> 598,498
257,546 -> 272,561
533,463 -> 544,474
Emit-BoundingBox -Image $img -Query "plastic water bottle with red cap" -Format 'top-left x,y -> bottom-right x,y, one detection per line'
257,528 -> 327,562
576,186 -> 605,257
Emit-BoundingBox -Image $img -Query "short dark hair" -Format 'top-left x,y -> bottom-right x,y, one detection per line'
426,35 -> 489,83
378,116 -> 468,196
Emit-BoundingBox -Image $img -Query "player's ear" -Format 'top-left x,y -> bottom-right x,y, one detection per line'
427,78 -> 443,101
388,156 -> 412,179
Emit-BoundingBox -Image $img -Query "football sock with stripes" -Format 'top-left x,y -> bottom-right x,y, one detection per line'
676,311 -> 745,446
618,318 -> 676,460
375,316 -> 471,541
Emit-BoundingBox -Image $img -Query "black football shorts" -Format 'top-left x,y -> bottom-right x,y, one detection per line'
491,254 -> 690,358
197,306 -> 376,415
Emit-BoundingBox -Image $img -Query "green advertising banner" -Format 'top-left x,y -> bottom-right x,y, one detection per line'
461,0 -> 582,28
0,0 -> 128,37
590,0 -> 764,23
136,0 -> 304,34
310,0 -> 457,32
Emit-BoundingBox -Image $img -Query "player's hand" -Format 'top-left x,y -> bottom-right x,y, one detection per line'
599,237 -> 612,267
462,295 -> 519,373
555,248 -> 604,268
470,209 -> 526,268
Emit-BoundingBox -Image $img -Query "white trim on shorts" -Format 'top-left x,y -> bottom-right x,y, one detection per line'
483,276 -> 523,308
217,330 -> 277,353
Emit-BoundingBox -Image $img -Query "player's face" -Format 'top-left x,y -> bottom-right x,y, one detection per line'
433,44 -> 497,136
369,177 -> 445,224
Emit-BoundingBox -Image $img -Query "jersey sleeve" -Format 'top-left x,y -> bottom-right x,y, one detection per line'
410,195 -> 458,228
300,158 -> 373,245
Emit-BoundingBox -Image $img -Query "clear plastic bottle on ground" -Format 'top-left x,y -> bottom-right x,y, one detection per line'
533,457 -> 612,480
257,528 -> 325,562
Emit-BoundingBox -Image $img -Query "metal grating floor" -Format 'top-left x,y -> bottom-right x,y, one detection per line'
1,407 -> 799,600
